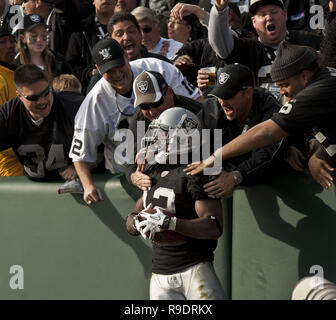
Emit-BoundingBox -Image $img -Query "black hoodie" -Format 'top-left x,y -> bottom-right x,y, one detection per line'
65,14 -> 109,90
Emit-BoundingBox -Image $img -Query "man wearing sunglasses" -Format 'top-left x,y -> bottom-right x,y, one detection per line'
0,64 -> 83,181
131,6 -> 183,61
125,70 -> 204,191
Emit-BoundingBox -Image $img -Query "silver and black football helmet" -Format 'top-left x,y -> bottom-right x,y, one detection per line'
140,107 -> 201,164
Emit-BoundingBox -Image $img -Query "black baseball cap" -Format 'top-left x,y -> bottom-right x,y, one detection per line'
0,27 -> 14,38
209,64 -> 255,100
249,0 -> 284,15
92,38 -> 125,74
23,14 -> 47,33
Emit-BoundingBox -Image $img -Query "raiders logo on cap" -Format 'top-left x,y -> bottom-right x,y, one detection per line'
137,81 -> 148,94
99,48 -> 112,60
30,14 -> 41,23
219,72 -> 230,84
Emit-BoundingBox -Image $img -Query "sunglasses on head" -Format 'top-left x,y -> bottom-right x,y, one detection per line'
20,86 -> 50,101
142,26 -> 153,33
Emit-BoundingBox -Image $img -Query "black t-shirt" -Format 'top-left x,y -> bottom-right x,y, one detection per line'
0,92 -> 82,181
272,67 -> 336,158
143,164 -> 218,275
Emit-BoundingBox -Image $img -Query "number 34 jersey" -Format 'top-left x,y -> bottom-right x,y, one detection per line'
143,164 -> 219,275
0,93 -> 81,181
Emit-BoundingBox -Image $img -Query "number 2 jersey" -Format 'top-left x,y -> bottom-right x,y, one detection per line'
0,92 -> 82,181
142,164 -> 219,275
69,58 -> 200,173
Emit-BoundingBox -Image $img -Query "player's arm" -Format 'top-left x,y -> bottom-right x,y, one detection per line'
173,199 -> 223,240
74,161 -> 103,204
138,199 -> 223,241
125,197 -> 144,236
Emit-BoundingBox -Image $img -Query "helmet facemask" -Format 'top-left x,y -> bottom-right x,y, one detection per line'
140,110 -> 201,165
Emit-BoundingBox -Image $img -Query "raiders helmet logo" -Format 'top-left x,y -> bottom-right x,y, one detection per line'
30,15 -> 41,23
219,72 -> 230,84
183,118 -> 198,133
99,48 -> 112,60
137,81 -> 148,94
161,171 -> 169,177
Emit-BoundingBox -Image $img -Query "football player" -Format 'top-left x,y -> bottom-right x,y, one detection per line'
125,70 -> 204,192
126,107 -> 226,300
0,64 -> 82,181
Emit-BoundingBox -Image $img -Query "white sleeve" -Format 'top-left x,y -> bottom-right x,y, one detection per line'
161,61 -> 201,100
69,98 -> 107,164
133,58 -> 201,100
208,5 -> 234,59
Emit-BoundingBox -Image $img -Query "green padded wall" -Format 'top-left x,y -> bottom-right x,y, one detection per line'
3,171 -> 332,300
0,174 -> 231,300
231,172 -> 336,300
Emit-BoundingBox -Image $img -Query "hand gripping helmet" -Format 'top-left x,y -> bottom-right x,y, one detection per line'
141,107 -> 201,165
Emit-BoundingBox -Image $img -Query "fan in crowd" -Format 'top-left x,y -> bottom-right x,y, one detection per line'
131,6 -> 184,60
15,14 -> 72,82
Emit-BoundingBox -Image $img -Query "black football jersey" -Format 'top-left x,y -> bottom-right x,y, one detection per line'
0,92 -> 82,181
143,164 -> 218,275
272,67 -> 336,158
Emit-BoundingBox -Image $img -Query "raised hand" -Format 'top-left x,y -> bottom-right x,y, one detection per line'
214,0 -> 230,11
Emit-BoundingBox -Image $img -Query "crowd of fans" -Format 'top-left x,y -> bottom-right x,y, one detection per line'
1,0 -> 336,300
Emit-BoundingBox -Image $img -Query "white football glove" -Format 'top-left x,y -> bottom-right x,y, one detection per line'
139,207 -> 176,240
132,214 -> 148,239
